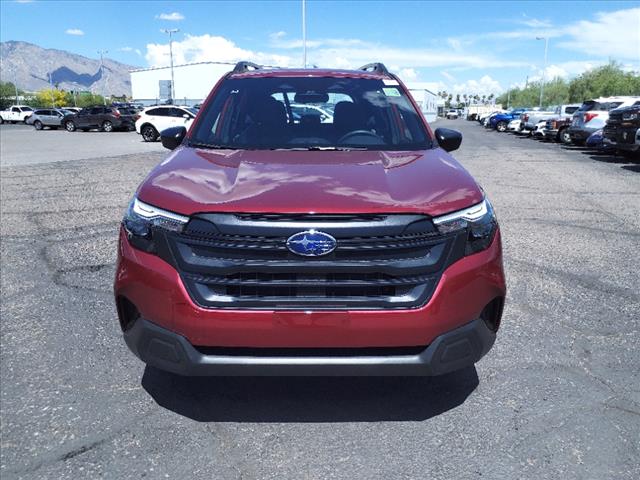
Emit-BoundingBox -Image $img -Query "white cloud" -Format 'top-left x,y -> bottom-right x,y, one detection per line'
269,31 -> 287,41
440,70 -> 456,82
558,7 -> 640,61
155,12 -> 185,21
145,34 -> 293,68
452,75 -> 503,95
517,17 -> 553,28
119,46 -> 142,56
398,68 -> 418,81
65,28 -> 84,36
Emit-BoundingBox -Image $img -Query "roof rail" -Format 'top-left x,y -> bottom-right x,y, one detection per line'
232,61 -> 262,74
359,63 -> 391,76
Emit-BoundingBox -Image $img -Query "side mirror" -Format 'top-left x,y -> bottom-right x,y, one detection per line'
183,113 -> 191,119
434,128 -> 462,152
160,126 -> 187,150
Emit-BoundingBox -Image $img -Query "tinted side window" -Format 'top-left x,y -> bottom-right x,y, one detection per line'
603,102 -> 623,110
170,108 -> 190,117
35,110 -> 49,115
90,107 -> 103,115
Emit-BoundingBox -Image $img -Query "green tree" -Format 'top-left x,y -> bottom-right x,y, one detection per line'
34,89 -> 72,107
568,62 -> 640,102
0,81 -> 21,109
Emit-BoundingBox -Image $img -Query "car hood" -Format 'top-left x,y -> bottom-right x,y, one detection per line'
137,147 -> 483,217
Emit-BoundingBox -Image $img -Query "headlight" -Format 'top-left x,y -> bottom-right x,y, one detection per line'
123,197 -> 188,250
433,199 -> 498,255
622,112 -> 638,121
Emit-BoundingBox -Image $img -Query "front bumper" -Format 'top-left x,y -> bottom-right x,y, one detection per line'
124,316 -> 496,376
603,127 -> 640,152
567,126 -> 596,141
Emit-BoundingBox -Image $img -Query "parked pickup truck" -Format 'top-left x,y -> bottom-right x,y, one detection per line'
603,103 -> 640,157
542,117 -> 573,144
523,105 -> 580,131
0,105 -> 34,124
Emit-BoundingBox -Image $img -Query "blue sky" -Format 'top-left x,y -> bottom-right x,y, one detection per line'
2,0 -> 639,94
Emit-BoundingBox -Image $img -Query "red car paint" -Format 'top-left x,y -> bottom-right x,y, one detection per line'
115,66 -> 506,374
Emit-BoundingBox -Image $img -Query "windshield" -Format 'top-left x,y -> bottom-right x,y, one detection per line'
190,76 -> 432,150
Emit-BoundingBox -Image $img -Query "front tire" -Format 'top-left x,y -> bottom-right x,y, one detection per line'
0,117 -> 4,124
65,121 -> 77,132
34,120 -> 43,130
141,124 -> 159,142
558,128 -> 572,145
496,121 -> 507,132
102,120 -> 114,132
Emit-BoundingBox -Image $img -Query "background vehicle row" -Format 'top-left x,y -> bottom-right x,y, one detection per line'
472,95 -> 640,157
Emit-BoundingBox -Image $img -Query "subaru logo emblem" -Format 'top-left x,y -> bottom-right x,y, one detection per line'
286,230 -> 337,257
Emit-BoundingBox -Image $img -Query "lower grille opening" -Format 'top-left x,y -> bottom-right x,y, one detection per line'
216,283 -> 411,299
481,297 -> 504,332
116,296 -> 140,332
193,345 -> 427,357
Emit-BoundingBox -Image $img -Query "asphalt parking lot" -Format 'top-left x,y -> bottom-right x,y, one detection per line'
0,124 -> 164,167
1,119 -> 639,479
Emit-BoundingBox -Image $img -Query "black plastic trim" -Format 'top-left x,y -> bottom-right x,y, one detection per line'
124,317 -> 496,376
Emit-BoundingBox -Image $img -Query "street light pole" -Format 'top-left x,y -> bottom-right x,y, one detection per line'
161,29 -> 179,102
48,72 -> 55,107
536,36 -> 548,108
302,0 -> 307,68
97,49 -> 108,105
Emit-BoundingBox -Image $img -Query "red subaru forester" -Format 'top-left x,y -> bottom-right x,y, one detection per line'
114,62 -> 506,376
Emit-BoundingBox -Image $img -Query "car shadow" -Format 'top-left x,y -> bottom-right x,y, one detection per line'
621,164 -> 640,173
141,366 -> 479,423
582,150 -> 630,164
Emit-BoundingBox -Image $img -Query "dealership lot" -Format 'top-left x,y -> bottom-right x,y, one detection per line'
0,124 -> 164,167
1,120 -> 639,479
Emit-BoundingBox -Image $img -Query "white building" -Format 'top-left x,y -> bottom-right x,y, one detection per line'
130,61 -> 236,105
405,83 -> 439,123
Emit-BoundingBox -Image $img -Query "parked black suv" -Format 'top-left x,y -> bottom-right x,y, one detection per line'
603,103 -> 640,157
63,106 -> 136,132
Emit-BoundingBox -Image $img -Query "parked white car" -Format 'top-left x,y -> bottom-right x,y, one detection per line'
290,104 -> 334,123
135,105 -> 198,142
507,119 -> 522,131
0,105 -> 34,124
445,109 -> 459,119
532,120 -> 548,137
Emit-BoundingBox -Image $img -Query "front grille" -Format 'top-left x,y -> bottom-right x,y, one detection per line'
603,125 -> 636,144
157,213 -> 465,310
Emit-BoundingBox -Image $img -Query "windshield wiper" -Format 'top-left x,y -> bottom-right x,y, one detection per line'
273,146 -> 368,151
188,141 -> 234,150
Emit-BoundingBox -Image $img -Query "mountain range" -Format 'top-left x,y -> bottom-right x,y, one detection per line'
0,41 -> 138,96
